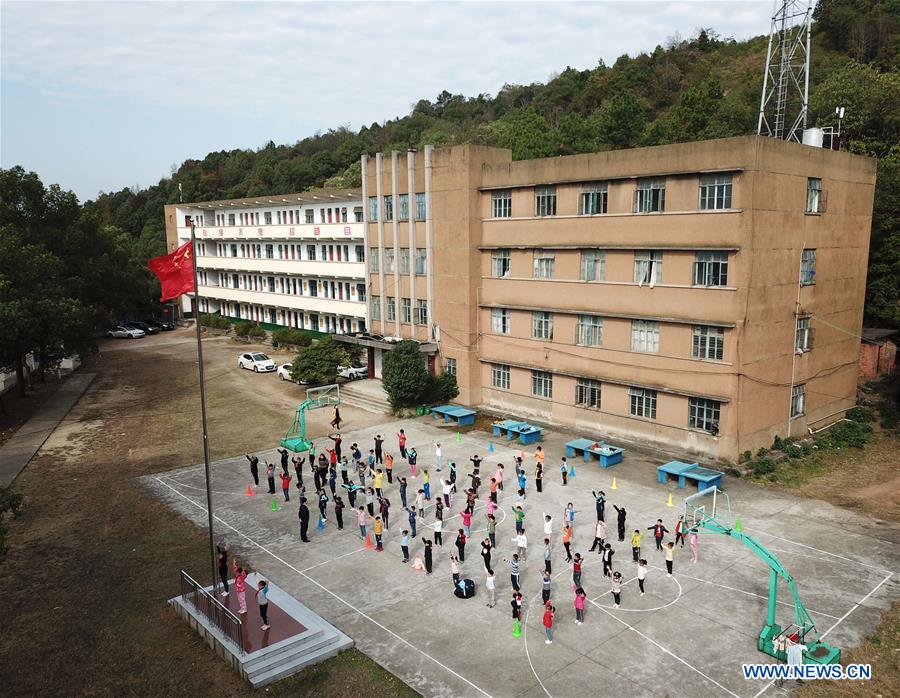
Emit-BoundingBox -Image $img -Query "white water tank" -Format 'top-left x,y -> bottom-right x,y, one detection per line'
802,128 -> 824,148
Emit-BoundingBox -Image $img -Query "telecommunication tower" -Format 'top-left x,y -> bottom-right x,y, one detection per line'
757,0 -> 813,142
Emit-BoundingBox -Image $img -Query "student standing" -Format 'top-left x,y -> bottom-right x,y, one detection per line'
674,515 -> 686,547
573,587 -> 586,624
371,515 -> 384,551
602,544 -> 614,577
487,514 -> 497,549
280,471 -> 293,501
480,539 -> 492,571
543,513 -> 553,539
443,479 -> 453,508
455,529 -> 467,562
460,508 -> 473,537
334,496 -> 345,529
255,576 -> 270,630
631,529 -> 644,562
690,531 -> 699,563
449,461 -> 458,492
398,477 -> 408,509
397,429 -> 408,459
318,489 -> 328,521
649,519 -> 669,551
434,442 -> 443,471
422,469 -> 431,500
408,447 -> 418,477
613,504 -> 627,542
266,463 -> 276,494
404,506 -> 417,537
591,489 -> 607,522
232,560 -> 249,614
366,487 -> 375,517
637,559 -> 648,595
611,571 -> 622,608
495,463 -> 504,492
380,496 -> 391,530
384,452 -> 394,483
511,591 -> 522,622
514,531 -> 528,561
563,503 -> 576,529
534,463 -> 543,493
512,505 -> 526,534
563,524 -> 573,563
217,544 -> 230,596
329,432 -> 342,460
328,465 -> 337,497
590,520 -> 606,553
543,538 -> 552,575
572,554 -> 583,588
293,456 -> 305,488
414,489 -> 425,521
246,454 -> 260,487
339,456 -> 349,485
542,602 -> 555,644
560,458 -> 568,485
422,537 -> 433,574
450,555 -> 461,585
374,434 -> 384,464
434,516 -> 444,546
277,448 -> 290,475
356,506 -> 367,541
298,497 -> 310,542
373,469 -> 384,498
665,542 -> 676,576
485,569 -> 496,607
504,554 -> 522,590
400,529 -> 410,563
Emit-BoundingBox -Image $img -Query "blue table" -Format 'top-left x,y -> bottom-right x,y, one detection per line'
432,405 -> 477,426
492,420 -> 527,440
657,461 -> 724,491
515,424 -> 543,445
566,438 -> 624,467
492,420 -> 543,444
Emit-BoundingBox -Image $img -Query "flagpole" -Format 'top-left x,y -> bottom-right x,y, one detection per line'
189,221 -> 219,594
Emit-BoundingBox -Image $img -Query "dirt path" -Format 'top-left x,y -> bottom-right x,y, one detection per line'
0,330 -> 410,697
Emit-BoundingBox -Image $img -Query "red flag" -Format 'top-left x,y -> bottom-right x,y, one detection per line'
148,240 -> 195,302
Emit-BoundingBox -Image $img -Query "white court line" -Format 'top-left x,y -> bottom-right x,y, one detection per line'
154,476 -> 494,698
743,527 -> 892,574
300,547 -> 366,573
588,598 -> 742,698
750,571 -> 894,698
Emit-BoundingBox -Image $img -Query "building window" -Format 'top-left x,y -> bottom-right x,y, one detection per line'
372,296 -> 381,320
399,248 -> 411,274
576,315 -> 603,346
532,311 -> 553,340
384,249 -> 395,273
228,213 -> 236,226
415,248 -> 427,275
579,182 -> 608,215
357,284 -> 366,302
631,320 -> 660,353
491,363 -> 510,390
399,194 -> 409,221
533,249 -> 555,279
580,249 -> 605,281
699,173 -> 733,210
634,251 -> 663,285
354,207 -> 364,222
692,325 -> 725,361
307,244 -> 317,261
264,212 -> 273,225
629,388 -> 657,419
265,244 -> 274,259
534,186 -> 557,217
386,297 -> 396,322
693,251 -> 728,286
791,384 -> 806,418
305,209 -> 314,224
531,370 -> 553,398
492,190 -> 512,218
806,178 -> 824,213
444,358 -> 457,377
689,398 -> 721,431
491,308 -> 510,335
415,193 -> 426,220
492,249 -> 511,278
635,177 -> 666,213
383,195 -> 393,221
401,297 -> 412,323
355,245 -> 365,263
369,196 -> 378,221
795,316 -> 813,353
576,378 -> 601,409
415,299 -> 427,325
370,248 -> 379,272
800,248 -> 816,285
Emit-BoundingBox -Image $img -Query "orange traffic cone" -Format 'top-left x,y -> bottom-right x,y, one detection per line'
246,484 -> 255,497
365,533 -> 373,549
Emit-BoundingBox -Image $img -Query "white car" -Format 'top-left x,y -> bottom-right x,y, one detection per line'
338,365 -> 368,380
238,352 -> 276,372
108,325 -> 145,339
277,363 -> 296,382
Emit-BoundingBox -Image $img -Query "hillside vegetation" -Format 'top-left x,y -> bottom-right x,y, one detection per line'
77,0 -> 900,329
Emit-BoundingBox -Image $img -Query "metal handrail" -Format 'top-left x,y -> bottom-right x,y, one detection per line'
180,570 -> 245,655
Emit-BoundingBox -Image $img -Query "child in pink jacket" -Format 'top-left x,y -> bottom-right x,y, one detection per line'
233,561 -> 249,614
573,585 -> 586,624
460,508 -> 473,536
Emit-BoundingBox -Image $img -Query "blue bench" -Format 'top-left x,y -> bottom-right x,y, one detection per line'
657,461 -> 724,491
492,420 -> 543,444
432,404 -> 477,426
565,438 -> 624,468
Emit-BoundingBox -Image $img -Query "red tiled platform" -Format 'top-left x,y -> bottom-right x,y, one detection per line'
220,580 -> 306,651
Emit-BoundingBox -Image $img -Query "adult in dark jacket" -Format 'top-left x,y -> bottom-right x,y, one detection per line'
245,454 -> 259,487
613,504 -> 627,541
298,497 -> 311,542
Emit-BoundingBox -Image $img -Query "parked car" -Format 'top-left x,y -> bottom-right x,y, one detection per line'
108,325 -> 145,339
126,321 -> 159,335
338,365 -> 368,380
144,318 -> 174,331
238,352 -> 276,372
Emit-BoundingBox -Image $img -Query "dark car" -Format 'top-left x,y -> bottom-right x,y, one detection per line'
144,318 -> 174,331
126,321 -> 159,335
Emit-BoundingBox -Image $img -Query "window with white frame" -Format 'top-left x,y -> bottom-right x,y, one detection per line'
688,398 -> 720,431
806,178 -> 823,213
634,177 -> 666,213
384,248 -> 395,273
415,193 -> 426,220
533,249 -> 555,279
444,358 -> 457,377
264,212 -> 273,225
415,299 -> 427,325
492,249 -> 511,278
491,363 -> 510,389
693,251 -> 729,286
531,370 -> 553,398
795,316 -> 812,352
576,315 -> 603,346
355,245 -> 365,263
699,173 -> 733,210
370,248 -> 379,272
399,248 -> 411,274
399,194 -> 409,221
692,325 -> 725,360
415,248 -> 427,275
576,378 -> 601,409
791,384 -> 806,418
579,182 -> 608,215
800,249 -> 816,285
532,311 -> 553,340
372,295 -> 381,320
401,298 -> 412,323
305,209 -> 315,224
534,186 -> 557,217
580,249 -> 605,281
492,190 -> 512,218
629,388 -> 657,419
383,195 -> 394,221
386,297 -> 396,322
631,320 -> 660,353
491,308 -> 510,334
634,251 -> 663,285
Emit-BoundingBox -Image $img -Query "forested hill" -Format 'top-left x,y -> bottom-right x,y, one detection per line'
85,0 -> 898,327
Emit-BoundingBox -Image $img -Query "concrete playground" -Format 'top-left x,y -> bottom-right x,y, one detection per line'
144,416 -> 899,697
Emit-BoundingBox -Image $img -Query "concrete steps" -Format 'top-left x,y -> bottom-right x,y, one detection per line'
340,380 -> 391,414
246,627 -> 350,687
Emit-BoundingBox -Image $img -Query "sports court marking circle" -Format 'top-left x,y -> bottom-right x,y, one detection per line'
589,569 -> 683,612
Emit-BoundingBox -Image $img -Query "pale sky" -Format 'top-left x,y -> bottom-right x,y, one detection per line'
1,1 -> 770,201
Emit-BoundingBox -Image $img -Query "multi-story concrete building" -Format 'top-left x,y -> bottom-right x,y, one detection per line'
164,189 -> 368,334
357,137 -> 876,461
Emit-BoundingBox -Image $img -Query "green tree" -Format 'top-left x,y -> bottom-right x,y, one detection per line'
589,92 -> 646,149
289,336 -> 351,385
479,108 -> 557,160
381,340 -> 430,410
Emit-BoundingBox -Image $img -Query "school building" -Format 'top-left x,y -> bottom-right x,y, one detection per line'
356,136 -> 877,461
164,189 -> 368,334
